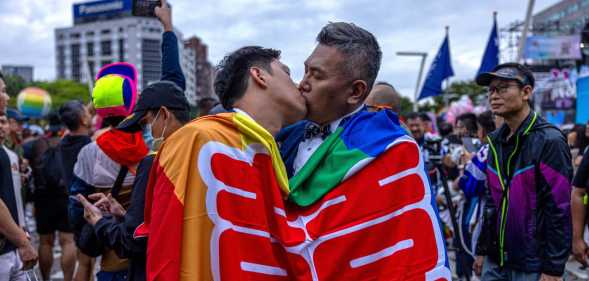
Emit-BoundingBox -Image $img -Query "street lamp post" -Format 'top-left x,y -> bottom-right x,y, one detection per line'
396,51 -> 427,111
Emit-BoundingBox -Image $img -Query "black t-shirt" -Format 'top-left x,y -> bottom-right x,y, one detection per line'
573,147 -> 589,189
0,147 -> 18,254
32,135 -> 91,200
60,135 -> 92,187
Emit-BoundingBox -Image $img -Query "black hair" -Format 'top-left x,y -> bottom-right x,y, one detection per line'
317,22 -> 382,93
375,81 -> 395,90
58,101 -> 85,131
0,71 -> 4,81
419,112 -> 432,122
574,124 -> 589,153
456,112 -> 478,136
477,110 -> 496,137
102,116 -> 125,129
439,122 -> 453,138
214,46 -> 281,109
405,112 -> 421,121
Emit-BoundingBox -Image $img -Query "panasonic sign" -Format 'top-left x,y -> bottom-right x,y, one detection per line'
73,0 -> 132,24
78,1 -> 124,15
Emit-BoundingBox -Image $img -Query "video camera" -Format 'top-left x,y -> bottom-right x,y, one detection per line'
423,135 -> 444,166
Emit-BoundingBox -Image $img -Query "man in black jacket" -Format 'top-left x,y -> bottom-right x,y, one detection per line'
76,1 -> 190,280
475,63 -> 572,281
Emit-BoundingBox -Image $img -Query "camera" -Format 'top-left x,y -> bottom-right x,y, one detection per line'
423,135 -> 444,165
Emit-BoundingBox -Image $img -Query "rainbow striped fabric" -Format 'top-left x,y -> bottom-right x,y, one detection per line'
143,111 -> 451,281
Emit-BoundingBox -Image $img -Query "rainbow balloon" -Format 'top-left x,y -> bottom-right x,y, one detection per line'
17,87 -> 52,118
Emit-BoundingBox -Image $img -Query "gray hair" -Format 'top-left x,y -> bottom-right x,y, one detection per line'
316,22 -> 382,92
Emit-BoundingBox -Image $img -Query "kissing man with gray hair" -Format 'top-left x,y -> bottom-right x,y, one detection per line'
276,22 -> 451,280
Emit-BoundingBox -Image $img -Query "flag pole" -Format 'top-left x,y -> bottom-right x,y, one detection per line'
444,26 -> 451,109
494,11 -> 498,62
517,0 -> 535,62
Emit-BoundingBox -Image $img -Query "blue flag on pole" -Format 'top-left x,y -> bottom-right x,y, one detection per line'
419,34 -> 454,100
476,16 -> 499,76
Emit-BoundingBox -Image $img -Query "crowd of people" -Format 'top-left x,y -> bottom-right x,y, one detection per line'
1,1 -> 588,281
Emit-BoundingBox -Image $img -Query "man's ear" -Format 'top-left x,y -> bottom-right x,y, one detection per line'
160,106 -> 174,122
522,85 -> 533,104
346,80 -> 368,106
249,67 -> 269,90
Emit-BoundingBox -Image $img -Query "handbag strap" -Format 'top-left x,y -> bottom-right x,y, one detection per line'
110,166 -> 128,198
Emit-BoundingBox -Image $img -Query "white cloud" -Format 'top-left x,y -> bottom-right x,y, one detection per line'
0,0 -> 558,100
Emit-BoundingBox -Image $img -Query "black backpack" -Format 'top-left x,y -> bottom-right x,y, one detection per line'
38,143 -> 66,191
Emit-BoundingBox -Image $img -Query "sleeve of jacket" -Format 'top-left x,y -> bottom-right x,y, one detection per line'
538,132 -> 573,276
459,146 -> 488,200
93,155 -> 154,259
68,176 -> 96,236
160,31 -> 185,91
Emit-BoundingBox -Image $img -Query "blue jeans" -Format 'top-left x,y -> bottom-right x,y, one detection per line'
97,270 -> 128,281
481,257 -> 540,281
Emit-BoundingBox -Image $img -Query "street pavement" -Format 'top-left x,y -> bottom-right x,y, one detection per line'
24,203 -> 589,281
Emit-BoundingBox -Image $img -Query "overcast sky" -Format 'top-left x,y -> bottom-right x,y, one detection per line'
0,0 -> 557,99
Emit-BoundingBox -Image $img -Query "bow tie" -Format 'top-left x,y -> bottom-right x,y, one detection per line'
304,123 -> 331,140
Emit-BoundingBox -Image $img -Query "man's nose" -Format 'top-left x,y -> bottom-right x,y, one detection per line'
299,79 -> 310,93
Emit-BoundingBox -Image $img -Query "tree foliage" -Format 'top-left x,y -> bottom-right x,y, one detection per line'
398,96 -> 414,117
4,77 -> 90,110
418,80 -> 487,113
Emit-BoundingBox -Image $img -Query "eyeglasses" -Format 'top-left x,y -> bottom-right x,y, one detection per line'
487,83 -> 521,95
366,104 -> 392,112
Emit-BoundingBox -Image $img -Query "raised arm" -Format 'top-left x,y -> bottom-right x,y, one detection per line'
156,0 -> 186,91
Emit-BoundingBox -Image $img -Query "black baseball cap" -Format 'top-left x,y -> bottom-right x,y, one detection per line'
6,108 -> 28,122
117,81 -> 190,132
476,63 -> 535,88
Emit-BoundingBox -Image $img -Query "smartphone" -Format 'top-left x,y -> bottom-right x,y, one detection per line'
132,0 -> 162,18
462,137 -> 479,153
69,195 -> 81,203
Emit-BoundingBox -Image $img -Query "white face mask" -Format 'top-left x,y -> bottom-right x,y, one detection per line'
150,110 -> 167,151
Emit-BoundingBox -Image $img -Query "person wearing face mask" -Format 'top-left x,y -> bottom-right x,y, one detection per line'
76,80 -> 190,281
72,2 -> 186,280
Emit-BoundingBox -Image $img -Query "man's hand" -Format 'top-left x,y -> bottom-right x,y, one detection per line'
155,0 -> 172,32
472,255 -> 484,276
16,238 -> 37,270
573,238 -> 589,266
89,193 -> 125,217
539,274 -> 562,281
77,194 -> 103,226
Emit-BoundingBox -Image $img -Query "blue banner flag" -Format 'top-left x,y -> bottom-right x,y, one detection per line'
419,34 -> 454,100
477,16 -> 499,76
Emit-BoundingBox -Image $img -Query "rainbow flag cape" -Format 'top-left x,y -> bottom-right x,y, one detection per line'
143,111 -> 450,281
289,110 -> 407,206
